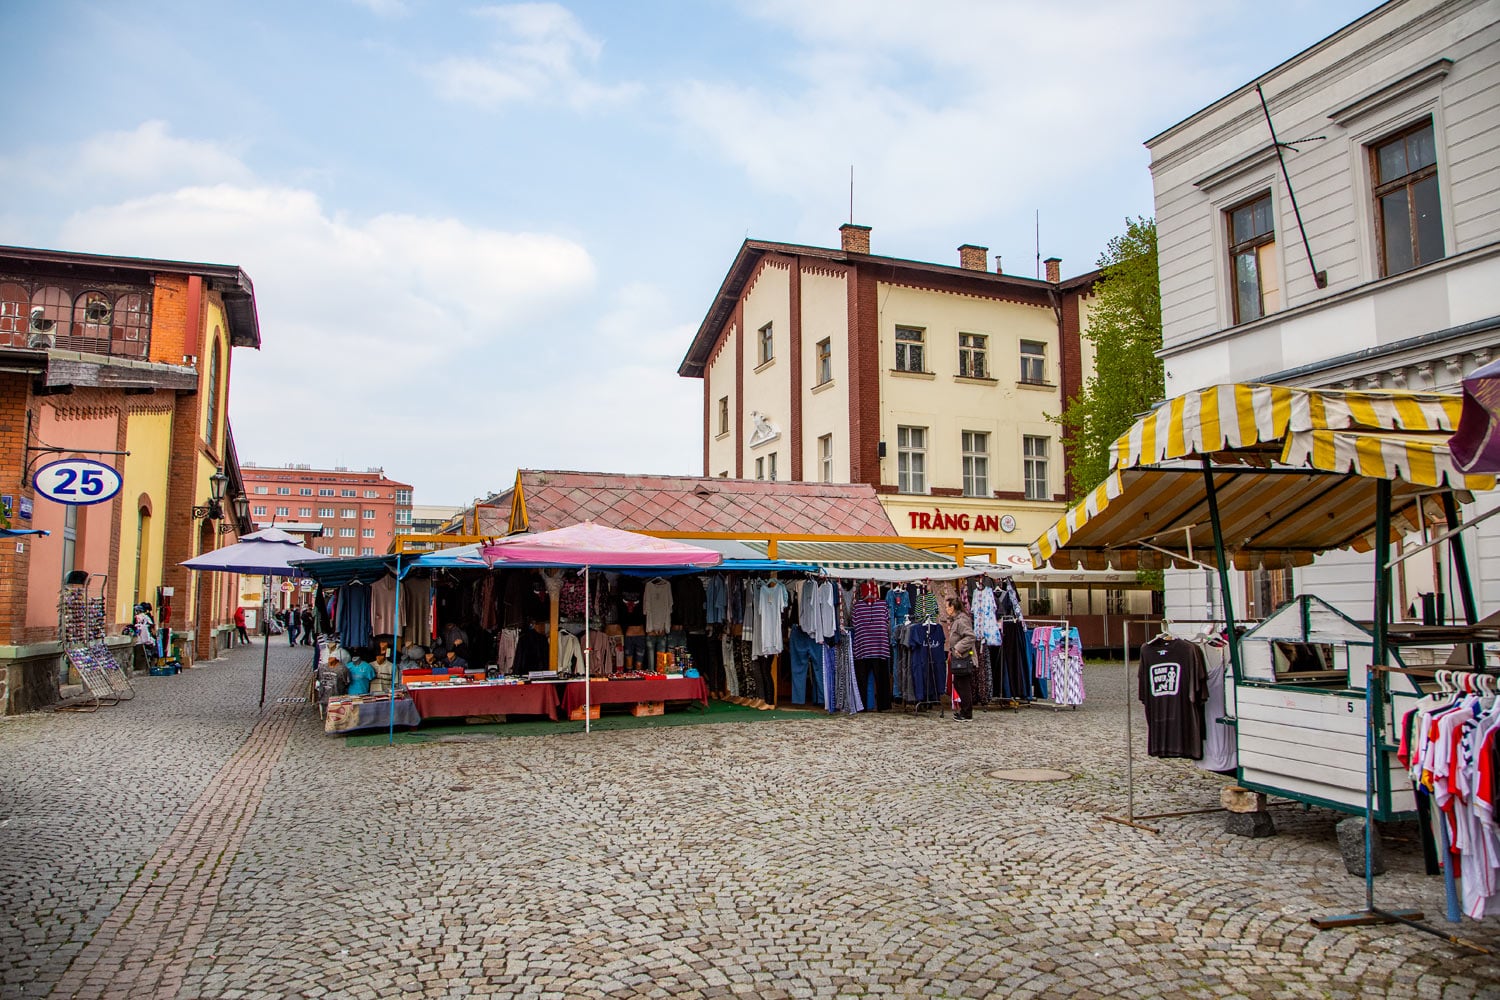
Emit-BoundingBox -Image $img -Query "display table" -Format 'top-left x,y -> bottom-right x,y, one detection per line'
559,676 -> 709,716
407,683 -> 561,721
325,694 -> 422,734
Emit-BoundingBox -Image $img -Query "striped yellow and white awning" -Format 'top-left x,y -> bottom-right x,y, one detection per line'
1032,384 -> 1495,572
1112,383 -> 1475,477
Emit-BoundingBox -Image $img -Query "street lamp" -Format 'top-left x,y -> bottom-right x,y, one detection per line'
193,468 -> 230,520
233,494 -> 250,524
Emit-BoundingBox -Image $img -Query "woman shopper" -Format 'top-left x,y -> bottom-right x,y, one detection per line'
946,597 -> 977,722
132,603 -> 157,673
233,606 -> 250,646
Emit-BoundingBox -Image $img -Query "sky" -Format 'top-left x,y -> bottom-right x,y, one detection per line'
0,0 -> 1380,506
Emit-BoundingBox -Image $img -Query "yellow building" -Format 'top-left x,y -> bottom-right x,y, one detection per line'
680,224 -> 1100,562
0,246 -> 260,712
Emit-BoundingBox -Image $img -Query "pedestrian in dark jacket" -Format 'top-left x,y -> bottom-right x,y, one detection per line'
946,597 -> 977,721
300,606 -> 315,645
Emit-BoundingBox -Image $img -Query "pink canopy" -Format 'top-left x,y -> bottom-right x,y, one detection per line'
482,521 -> 723,568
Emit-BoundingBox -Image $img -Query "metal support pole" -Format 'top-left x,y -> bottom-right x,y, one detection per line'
1441,493 -> 1484,668
259,573 -> 272,710
1199,459 -> 1244,684
389,554 -> 402,747
1368,478 -> 1391,915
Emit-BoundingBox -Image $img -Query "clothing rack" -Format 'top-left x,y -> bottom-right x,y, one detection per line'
1021,617 -> 1076,712
1308,660 -> 1492,954
1104,617 -> 1258,834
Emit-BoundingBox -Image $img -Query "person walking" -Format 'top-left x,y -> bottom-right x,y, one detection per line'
233,606 -> 250,646
300,605 -> 315,646
132,603 -> 157,673
286,605 -> 301,646
946,596 -> 977,722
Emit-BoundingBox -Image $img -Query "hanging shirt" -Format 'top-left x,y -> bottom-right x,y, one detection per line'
370,576 -> 397,635
1195,639 -> 1237,772
755,580 -> 789,657
884,586 -> 912,628
643,578 -> 673,634
812,582 -> 837,643
1138,636 -> 1208,759
799,580 -> 821,637
702,575 -> 726,624
851,599 -> 891,660
971,586 -> 1002,646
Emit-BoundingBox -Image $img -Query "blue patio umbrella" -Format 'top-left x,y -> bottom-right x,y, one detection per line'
182,527 -> 332,708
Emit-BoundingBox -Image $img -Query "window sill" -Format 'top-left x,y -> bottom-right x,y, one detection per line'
753,357 -> 776,374
954,375 -> 997,386
714,431 -> 730,441
889,369 -> 936,381
1016,380 -> 1056,392
810,378 -> 836,395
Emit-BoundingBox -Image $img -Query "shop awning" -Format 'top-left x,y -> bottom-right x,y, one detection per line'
747,540 -> 960,572
1031,383 -> 1496,572
973,545 -> 1149,588
683,537 -> 820,573
291,555 -> 394,587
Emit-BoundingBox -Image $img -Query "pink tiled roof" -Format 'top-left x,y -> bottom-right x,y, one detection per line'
515,471 -> 897,536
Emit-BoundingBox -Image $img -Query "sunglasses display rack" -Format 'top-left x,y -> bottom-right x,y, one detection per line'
58,581 -> 135,711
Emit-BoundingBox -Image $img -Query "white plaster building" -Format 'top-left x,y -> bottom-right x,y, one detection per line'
1145,0 -> 1500,621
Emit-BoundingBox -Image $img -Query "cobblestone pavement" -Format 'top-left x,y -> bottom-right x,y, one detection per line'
3,644 -> 1499,999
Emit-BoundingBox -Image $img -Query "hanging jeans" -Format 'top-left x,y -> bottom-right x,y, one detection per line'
855,657 -> 892,711
787,628 -> 826,705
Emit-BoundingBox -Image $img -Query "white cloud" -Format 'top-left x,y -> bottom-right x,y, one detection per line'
671,0 -> 1226,239
428,2 -> 639,110
0,121 -> 251,199
11,118 -> 710,503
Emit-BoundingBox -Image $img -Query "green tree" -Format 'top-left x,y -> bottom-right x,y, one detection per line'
1056,216 -> 1163,498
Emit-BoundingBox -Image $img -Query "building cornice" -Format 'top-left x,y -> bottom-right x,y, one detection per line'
1158,239 -> 1500,361
1146,0 -> 1475,171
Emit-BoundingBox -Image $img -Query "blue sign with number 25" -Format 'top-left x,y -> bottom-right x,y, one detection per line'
33,459 -> 123,506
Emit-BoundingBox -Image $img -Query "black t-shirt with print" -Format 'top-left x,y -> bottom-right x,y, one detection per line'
1138,636 -> 1209,760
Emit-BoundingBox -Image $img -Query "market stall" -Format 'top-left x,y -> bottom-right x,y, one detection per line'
1030,381 -> 1498,941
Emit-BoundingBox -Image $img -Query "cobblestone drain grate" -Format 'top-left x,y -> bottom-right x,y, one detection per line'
986,767 -> 1073,782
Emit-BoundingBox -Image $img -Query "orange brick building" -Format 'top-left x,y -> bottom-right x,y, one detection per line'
0,246 -> 261,712
240,465 -> 412,568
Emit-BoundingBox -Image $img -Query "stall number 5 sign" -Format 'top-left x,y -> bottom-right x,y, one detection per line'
33,459 -> 123,506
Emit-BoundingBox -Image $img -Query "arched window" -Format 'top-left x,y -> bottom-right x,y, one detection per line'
0,283 -> 28,344
72,291 -> 112,349
111,293 -> 150,356
31,286 -> 70,342
204,336 -> 222,448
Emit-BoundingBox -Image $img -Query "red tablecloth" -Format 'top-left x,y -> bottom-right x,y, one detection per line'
407,683 -> 560,721
559,677 -> 709,715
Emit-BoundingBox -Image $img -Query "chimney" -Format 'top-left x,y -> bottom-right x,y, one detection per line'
1044,256 -> 1061,283
957,244 -> 988,271
840,223 -> 871,255
994,255 -> 1003,274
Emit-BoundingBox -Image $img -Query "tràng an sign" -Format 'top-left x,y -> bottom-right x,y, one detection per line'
33,459 -> 123,506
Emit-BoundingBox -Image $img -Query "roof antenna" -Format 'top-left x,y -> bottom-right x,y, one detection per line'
1257,83 -> 1328,289
1035,209 -> 1041,280
849,165 -> 855,224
